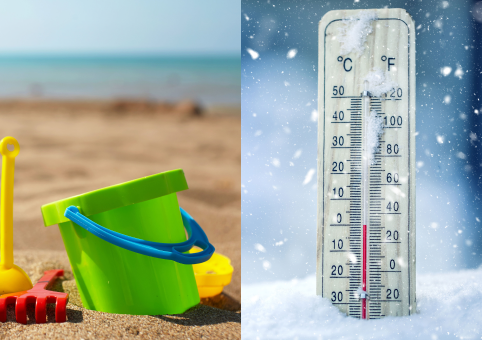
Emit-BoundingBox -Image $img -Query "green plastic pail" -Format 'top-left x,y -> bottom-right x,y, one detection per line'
41,170 -> 200,315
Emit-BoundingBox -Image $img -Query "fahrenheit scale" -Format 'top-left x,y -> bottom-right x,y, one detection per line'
316,9 -> 416,319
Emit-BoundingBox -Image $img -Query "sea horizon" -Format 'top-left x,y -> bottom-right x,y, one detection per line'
0,54 -> 240,106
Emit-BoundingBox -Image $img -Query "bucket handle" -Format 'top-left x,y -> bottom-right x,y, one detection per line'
64,206 -> 215,265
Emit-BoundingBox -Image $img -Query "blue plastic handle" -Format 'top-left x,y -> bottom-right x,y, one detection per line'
64,206 -> 215,265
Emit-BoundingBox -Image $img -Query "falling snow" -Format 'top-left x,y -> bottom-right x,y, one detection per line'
286,48 -> 298,59
454,65 -> 464,79
441,66 -> 452,76
254,243 -> 267,253
303,168 -> 316,185
469,132 -> 477,143
293,149 -> 303,159
246,48 -> 259,60
311,109 -> 318,122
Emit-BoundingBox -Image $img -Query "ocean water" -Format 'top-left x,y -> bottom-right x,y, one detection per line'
0,56 -> 240,105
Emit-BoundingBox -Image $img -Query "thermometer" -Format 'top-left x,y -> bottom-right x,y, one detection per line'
316,8 -> 416,319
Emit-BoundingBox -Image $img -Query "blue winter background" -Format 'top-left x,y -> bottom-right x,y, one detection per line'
241,0 -> 482,339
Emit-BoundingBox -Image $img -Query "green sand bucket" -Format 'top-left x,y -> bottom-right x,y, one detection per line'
41,169 -> 214,315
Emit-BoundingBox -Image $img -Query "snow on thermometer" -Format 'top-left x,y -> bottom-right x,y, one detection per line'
316,8 -> 416,319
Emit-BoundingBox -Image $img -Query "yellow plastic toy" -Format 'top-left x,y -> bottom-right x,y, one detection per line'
191,249 -> 233,298
0,137 -> 33,295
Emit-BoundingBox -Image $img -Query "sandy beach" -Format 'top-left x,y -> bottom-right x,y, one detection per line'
0,100 -> 240,339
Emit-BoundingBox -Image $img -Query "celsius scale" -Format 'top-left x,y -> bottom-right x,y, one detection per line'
316,8 -> 416,319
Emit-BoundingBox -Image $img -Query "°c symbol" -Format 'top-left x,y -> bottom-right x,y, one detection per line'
343,58 -> 352,72
381,55 -> 387,61
337,56 -> 343,62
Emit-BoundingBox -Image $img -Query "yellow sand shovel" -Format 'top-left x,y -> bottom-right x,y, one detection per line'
0,137 -> 33,294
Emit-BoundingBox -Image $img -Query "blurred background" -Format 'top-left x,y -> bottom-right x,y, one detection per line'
241,0 -> 482,284
0,0 -> 240,105
0,0 -> 241,314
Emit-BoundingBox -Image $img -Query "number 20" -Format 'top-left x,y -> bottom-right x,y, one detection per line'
332,162 -> 344,172
386,288 -> 399,299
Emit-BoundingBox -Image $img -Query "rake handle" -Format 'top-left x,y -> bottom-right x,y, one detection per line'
31,269 -> 64,291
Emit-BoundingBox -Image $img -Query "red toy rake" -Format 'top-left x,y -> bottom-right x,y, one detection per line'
0,269 -> 68,324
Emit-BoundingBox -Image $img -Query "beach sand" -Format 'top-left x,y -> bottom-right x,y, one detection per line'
0,100 -> 240,339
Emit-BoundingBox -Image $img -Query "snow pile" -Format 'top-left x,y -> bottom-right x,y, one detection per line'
338,11 -> 377,56
242,267 -> 482,339
365,110 -> 384,165
364,67 -> 398,97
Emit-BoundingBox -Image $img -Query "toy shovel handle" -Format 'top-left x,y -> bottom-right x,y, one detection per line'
64,206 -> 215,265
0,137 -> 20,269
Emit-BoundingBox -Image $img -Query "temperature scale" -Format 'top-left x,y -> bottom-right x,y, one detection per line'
316,9 -> 416,319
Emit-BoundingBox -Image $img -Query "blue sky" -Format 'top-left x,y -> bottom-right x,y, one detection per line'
0,0 -> 240,55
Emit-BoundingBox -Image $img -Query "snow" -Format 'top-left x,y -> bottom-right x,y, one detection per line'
455,65 -> 464,79
469,132 -> 477,143
338,10 -> 377,56
310,109 -> 318,122
255,243 -> 267,252
247,48 -> 260,60
293,149 -> 303,159
473,2 -> 482,23
287,49 -> 298,59
364,67 -> 398,97
434,19 -> 443,30
303,169 -> 315,185
441,66 -> 452,76
365,110 -> 384,165
242,267 -> 482,339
